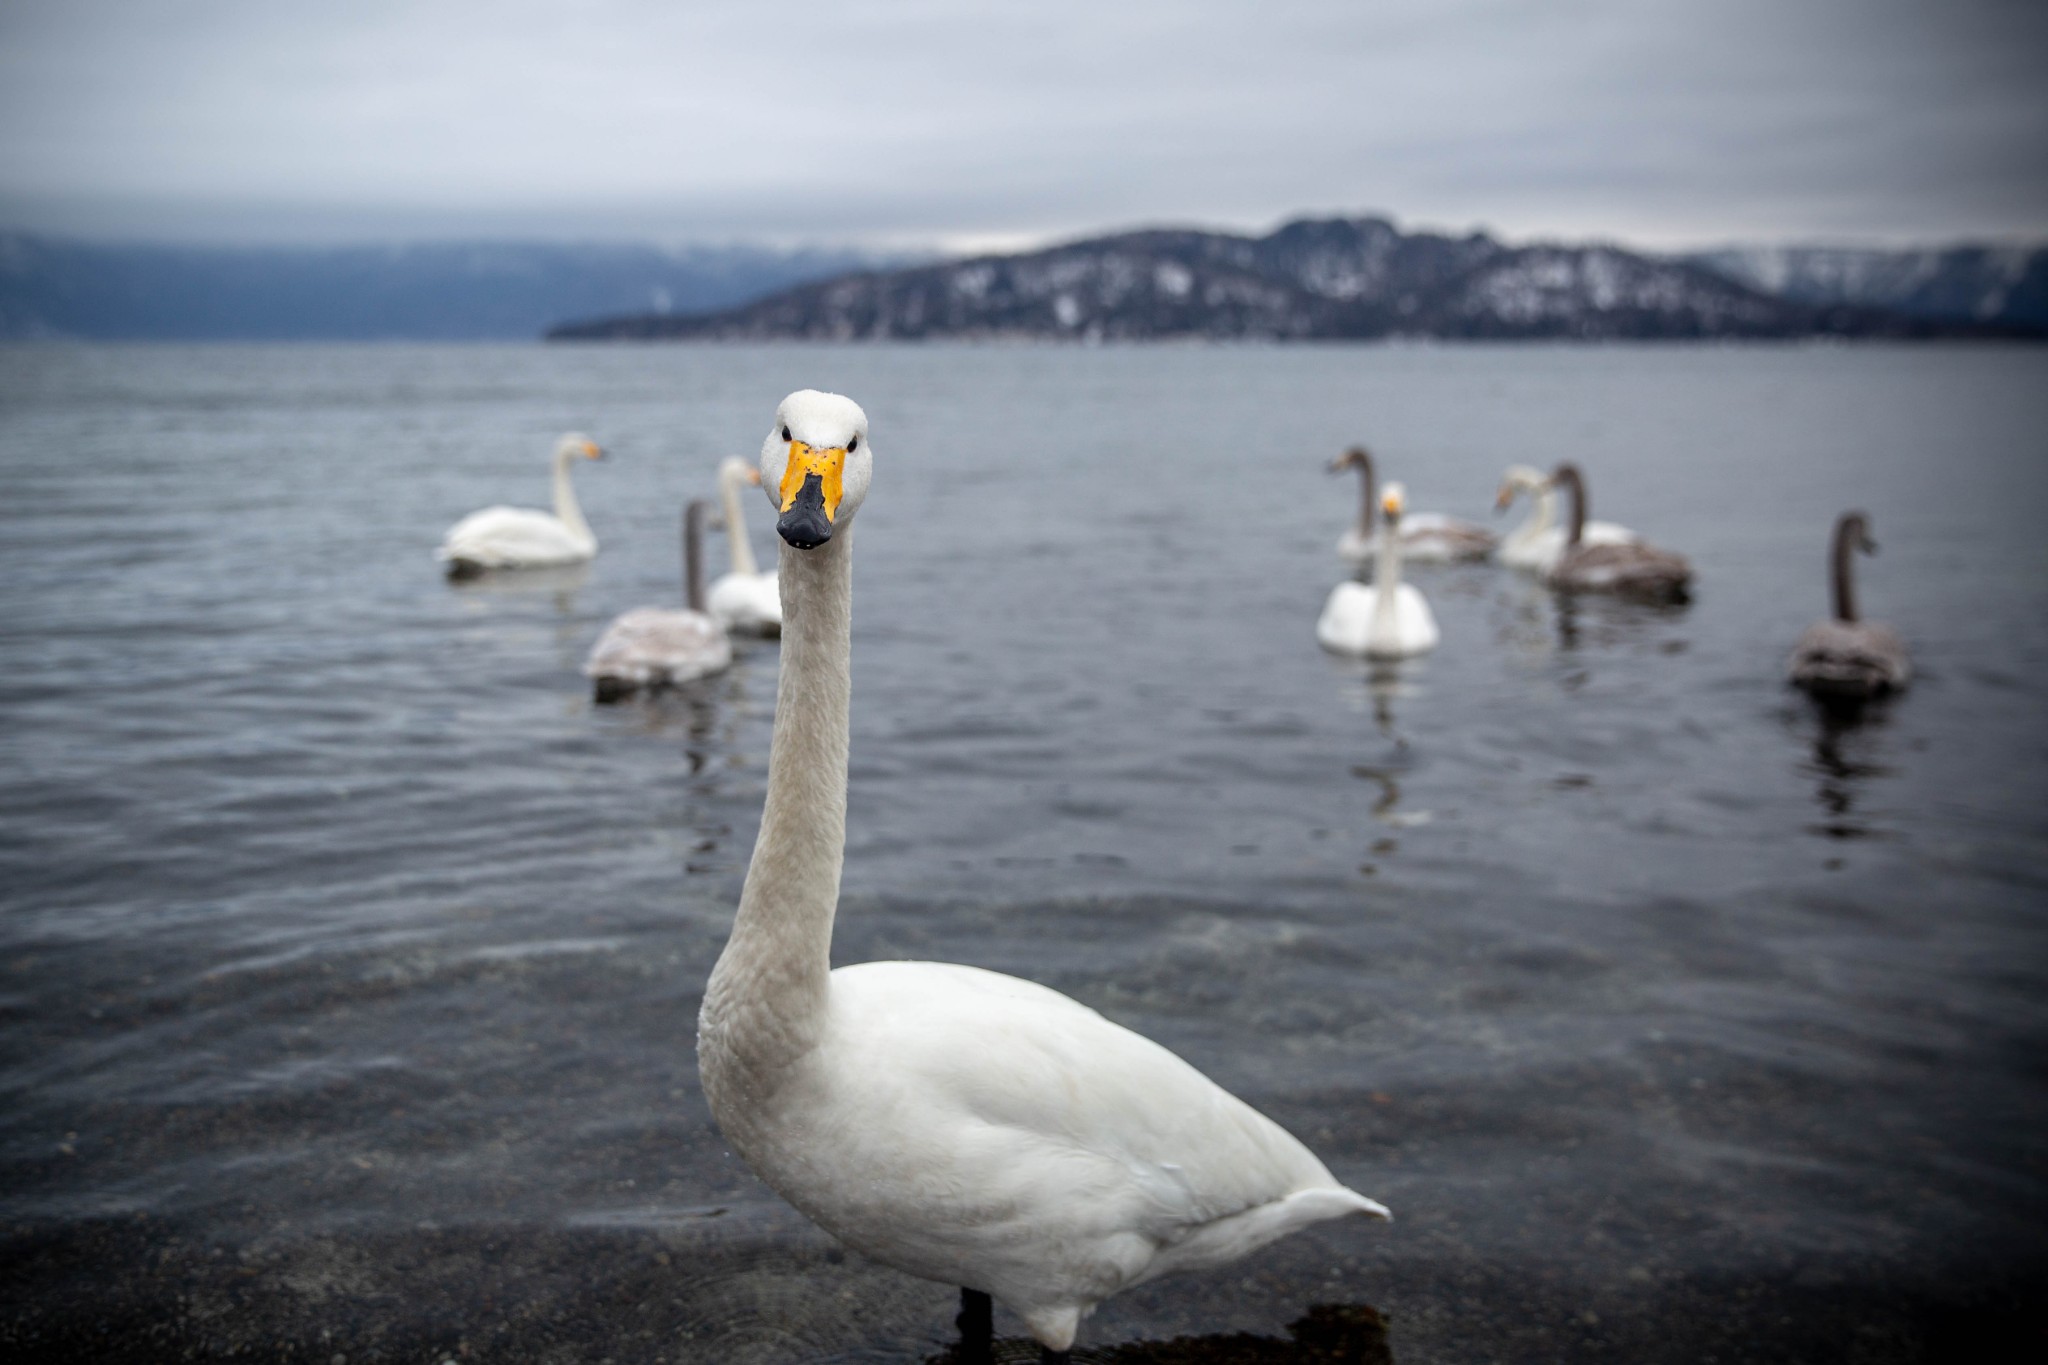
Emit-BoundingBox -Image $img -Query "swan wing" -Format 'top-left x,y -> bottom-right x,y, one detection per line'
1399,513 -> 1497,562
1550,541 -> 1692,602
1336,528 -> 1373,564
438,506 -> 590,567
583,607 -> 730,685
709,571 -> 783,633
1315,582 -> 1378,654
1581,519 -> 1638,547
798,962 -> 1383,1319
1788,619 -> 1910,694
1391,583 -> 1441,654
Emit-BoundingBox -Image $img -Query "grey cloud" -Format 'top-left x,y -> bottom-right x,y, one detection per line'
0,0 -> 2042,246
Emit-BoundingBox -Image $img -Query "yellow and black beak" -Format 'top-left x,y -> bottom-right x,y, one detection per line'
583,441 -> 605,461
1493,484 -> 1514,513
777,439 -> 845,548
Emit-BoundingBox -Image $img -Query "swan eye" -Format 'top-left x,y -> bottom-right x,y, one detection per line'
782,425 -> 792,442
847,435 -> 859,452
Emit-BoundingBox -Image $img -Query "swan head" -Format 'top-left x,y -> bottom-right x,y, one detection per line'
762,390 -> 871,550
1843,510 -> 1878,556
556,433 -> 604,462
1329,445 -> 1373,476
1494,463 -> 1546,511
719,456 -> 762,490
1381,483 -> 1406,525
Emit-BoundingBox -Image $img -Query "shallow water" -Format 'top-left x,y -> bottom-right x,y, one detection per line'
2,342 -> 2045,1363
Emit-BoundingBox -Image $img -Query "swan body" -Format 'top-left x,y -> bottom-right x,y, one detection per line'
583,500 -> 730,698
437,433 -> 604,576
1318,483 -> 1440,658
708,456 -> 782,636
1789,511 -> 1909,699
1543,463 -> 1692,603
699,392 -> 1387,1356
1494,464 -> 1637,573
1332,445 -> 1495,564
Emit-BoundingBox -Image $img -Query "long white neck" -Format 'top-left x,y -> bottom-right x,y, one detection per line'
701,532 -> 851,1087
551,449 -> 594,546
719,465 -> 760,577
1371,520 -> 1403,647
1505,485 -> 1555,551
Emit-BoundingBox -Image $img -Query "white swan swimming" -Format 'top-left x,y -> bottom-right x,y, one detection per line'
1332,445 -> 1495,564
1788,510 -> 1910,699
1545,462 -> 1693,603
1494,464 -> 1637,573
1317,484 -> 1442,659
698,391 -> 1388,1362
437,433 -> 604,577
707,456 -> 782,636
582,500 -> 731,701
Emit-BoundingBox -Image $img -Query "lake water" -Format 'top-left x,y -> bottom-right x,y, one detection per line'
2,342 -> 2045,1363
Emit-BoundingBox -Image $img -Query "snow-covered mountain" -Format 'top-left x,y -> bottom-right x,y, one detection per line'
551,217 -> 2030,342
1682,245 -> 2048,331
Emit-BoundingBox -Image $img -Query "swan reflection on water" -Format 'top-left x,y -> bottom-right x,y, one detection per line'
595,657 -> 760,767
1550,589 -> 1691,655
1487,579 -> 1690,665
444,559 -> 592,615
1326,654 -> 1424,739
1793,695 -> 1899,845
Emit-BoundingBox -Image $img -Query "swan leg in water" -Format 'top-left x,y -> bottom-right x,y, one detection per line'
698,392 -> 1389,1358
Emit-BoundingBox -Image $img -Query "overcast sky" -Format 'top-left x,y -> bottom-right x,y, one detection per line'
1,0 -> 2043,250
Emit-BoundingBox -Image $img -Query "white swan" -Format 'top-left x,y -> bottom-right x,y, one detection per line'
1544,462 -> 1693,603
1494,464 -> 1637,573
437,433 -> 604,577
1317,484 -> 1441,658
1788,510 -> 1910,699
1332,445 -> 1495,564
698,391 -> 1388,1362
582,500 -> 731,701
707,456 -> 782,636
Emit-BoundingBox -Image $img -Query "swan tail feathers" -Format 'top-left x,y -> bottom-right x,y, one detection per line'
1298,1185 -> 1392,1222
1018,1304 -> 1083,1353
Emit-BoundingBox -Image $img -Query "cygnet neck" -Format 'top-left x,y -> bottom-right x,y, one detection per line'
1347,448 -> 1378,536
552,444 -> 594,546
1830,512 -> 1867,623
684,500 -> 710,612
1553,463 -> 1587,547
719,461 -> 761,577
